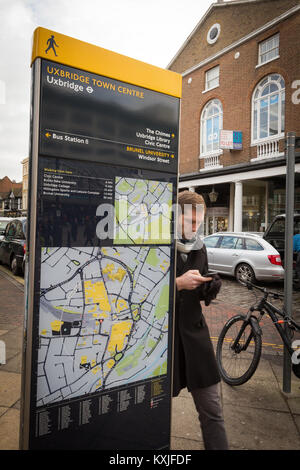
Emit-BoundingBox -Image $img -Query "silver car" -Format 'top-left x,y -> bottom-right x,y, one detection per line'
203,232 -> 284,283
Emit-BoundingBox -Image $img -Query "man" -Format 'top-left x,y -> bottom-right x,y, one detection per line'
293,233 -> 300,287
174,190 -> 228,450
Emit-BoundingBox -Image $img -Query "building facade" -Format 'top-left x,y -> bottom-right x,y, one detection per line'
21,157 -> 29,215
168,0 -> 300,235
0,176 -> 22,217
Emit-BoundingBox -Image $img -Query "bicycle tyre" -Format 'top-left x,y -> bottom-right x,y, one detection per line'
216,314 -> 262,386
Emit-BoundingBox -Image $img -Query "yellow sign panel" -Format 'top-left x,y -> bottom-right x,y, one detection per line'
31,27 -> 182,98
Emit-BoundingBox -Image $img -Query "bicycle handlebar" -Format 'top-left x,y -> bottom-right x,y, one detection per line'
241,280 -> 284,299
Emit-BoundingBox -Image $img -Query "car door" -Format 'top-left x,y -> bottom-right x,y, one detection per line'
230,237 -> 246,273
213,236 -> 241,274
0,221 -> 16,265
15,220 -> 25,258
203,235 -> 221,270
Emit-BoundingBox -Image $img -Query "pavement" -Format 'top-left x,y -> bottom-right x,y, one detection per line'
1,265 -> 300,451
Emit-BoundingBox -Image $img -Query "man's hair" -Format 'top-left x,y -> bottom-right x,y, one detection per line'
177,190 -> 206,212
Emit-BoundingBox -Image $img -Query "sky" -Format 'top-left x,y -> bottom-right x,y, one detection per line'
0,0 -> 218,182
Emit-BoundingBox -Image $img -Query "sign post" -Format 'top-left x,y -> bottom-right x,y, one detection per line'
20,28 -> 181,450
283,132 -> 296,393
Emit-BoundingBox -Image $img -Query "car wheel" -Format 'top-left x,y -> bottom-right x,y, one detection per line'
11,256 -> 20,276
235,263 -> 255,284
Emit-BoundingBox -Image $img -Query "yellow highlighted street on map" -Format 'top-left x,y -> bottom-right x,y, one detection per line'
51,320 -> 64,332
116,299 -> 128,313
107,320 -> 132,355
107,359 -> 115,369
84,280 -> 111,312
103,263 -> 127,282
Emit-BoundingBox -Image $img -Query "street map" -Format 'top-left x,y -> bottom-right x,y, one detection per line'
114,177 -> 173,244
36,245 -> 170,407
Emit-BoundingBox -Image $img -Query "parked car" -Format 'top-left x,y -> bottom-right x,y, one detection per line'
0,217 -> 12,241
263,213 -> 300,263
0,218 -> 27,275
203,232 -> 284,283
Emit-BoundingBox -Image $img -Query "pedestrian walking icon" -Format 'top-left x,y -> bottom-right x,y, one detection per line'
45,35 -> 58,56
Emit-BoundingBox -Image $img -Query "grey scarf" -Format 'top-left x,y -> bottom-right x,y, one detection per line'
176,229 -> 204,262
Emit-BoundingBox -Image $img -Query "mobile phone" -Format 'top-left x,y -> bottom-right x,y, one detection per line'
203,270 -> 219,277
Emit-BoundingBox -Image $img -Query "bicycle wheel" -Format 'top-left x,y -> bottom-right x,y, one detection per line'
216,314 -> 262,386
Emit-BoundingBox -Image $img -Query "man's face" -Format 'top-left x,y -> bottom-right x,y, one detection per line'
180,206 -> 204,240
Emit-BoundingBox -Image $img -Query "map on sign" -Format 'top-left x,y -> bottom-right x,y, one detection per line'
36,245 -> 170,407
114,177 -> 172,244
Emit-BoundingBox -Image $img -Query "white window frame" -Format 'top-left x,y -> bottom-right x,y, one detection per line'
204,65 -> 219,92
251,74 -> 285,145
207,23 -> 221,45
258,33 -> 279,66
200,99 -> 223,157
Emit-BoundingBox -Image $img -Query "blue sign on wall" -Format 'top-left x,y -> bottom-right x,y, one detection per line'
233,131 -> 242,149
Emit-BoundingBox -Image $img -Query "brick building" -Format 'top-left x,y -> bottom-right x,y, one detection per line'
0,176 -> 22,217
168,0 -> 300,234
21,158 -> 29,215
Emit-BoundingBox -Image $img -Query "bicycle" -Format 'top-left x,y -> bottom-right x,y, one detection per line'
216,281 -> 300,386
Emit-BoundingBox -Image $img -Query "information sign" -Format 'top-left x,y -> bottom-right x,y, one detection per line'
20,28 -> 181,450
220,130 -> 242,150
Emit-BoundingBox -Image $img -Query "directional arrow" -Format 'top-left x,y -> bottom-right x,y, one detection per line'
45,132 -> 51,138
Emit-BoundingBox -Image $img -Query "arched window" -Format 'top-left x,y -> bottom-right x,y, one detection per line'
200,99 -> 223,156
252,74 -> 285,142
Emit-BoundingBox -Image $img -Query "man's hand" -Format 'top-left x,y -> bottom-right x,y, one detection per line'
176,270 -> 212,291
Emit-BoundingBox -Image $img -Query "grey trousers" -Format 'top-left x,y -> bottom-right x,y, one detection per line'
191,383 -> 229,450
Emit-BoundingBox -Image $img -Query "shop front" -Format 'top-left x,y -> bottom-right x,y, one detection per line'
206,206 -> 229,234
179,163 -> 300,235
242,180 -> 267,233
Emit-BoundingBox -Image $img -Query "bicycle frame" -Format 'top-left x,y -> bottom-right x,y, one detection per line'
263,301 -> 299,356
245,290 -> 300,357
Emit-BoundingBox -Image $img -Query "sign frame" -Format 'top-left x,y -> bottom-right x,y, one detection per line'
20,28 -> 181,450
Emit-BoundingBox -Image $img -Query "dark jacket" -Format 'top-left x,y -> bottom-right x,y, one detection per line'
172,245 -> 221,397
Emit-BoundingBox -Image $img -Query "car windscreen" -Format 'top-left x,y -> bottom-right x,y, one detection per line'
0,221 -> 9,233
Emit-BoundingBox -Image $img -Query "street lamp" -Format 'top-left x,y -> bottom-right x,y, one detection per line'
208,186 -> 218,203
